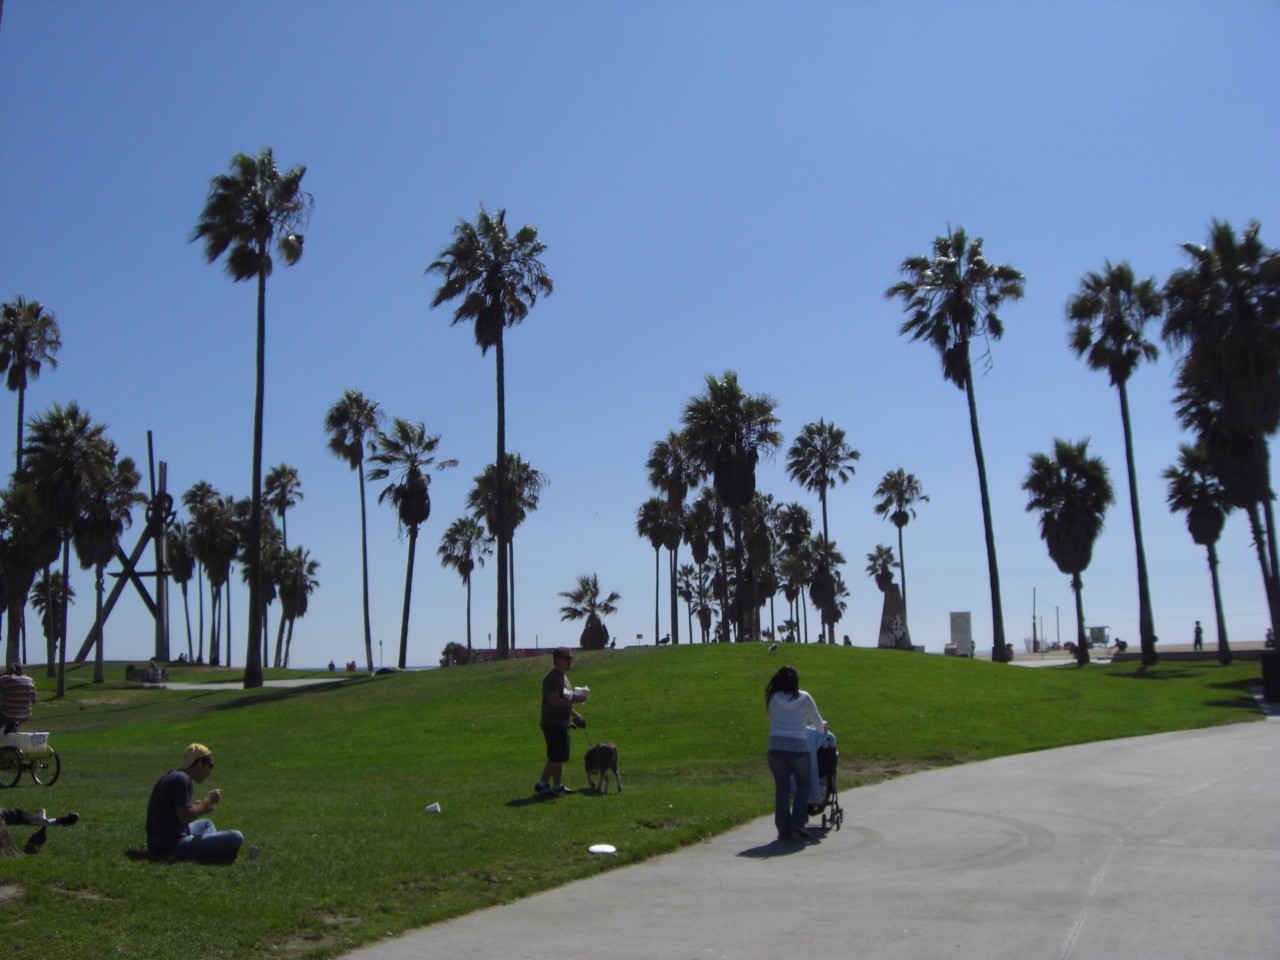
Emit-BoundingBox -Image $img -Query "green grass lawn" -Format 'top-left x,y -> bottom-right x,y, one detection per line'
1,645 -> 1265,960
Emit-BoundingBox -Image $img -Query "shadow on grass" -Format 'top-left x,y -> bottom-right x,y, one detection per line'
212,675 -> 379,711
504,794 -> 559,808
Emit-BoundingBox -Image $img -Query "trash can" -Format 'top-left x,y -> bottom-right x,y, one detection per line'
1262,650 -> 1280,703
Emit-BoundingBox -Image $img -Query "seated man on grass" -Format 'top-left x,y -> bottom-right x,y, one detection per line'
145,743 -> 244,863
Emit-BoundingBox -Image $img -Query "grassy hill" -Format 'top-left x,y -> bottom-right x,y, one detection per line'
1,644 -> 1263,960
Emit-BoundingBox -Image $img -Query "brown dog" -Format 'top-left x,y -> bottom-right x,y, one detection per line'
583,741 -> 622,795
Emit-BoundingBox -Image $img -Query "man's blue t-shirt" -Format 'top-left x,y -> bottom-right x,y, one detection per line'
146,769 -> 192,856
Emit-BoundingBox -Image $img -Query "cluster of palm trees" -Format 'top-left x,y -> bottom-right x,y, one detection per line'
635,387 -> 930,649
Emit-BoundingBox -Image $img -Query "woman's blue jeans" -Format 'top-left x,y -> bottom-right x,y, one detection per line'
767,749 -> 811,839
170,818 -> 244,862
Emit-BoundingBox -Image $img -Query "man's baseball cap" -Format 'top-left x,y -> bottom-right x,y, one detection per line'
179,743 -> 212,770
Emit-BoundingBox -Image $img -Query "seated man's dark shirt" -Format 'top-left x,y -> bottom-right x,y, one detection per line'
146,770 -> 192,856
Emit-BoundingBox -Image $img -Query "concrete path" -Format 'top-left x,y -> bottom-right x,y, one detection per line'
345,716 -> 1278,960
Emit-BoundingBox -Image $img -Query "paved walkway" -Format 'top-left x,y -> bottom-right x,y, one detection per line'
345,711 -> 1278,960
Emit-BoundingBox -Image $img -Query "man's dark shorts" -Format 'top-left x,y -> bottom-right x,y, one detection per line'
541,723 -> 570,763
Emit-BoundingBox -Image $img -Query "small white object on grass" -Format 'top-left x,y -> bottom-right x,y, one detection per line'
588,844 -> 616,855
425,802 -> 441,813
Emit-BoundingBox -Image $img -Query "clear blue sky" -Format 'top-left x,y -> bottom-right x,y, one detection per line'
2,1 -> 1277,668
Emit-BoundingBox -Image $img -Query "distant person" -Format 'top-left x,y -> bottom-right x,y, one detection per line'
842,634 -> 852,647
145,743 -> 244,863
764,665 -> 826,842
533,647 -> 585,796
1193,621 -> 1203,651
0,664 -> 36,733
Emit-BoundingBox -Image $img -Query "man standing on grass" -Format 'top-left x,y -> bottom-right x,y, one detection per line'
534,648 -> 585,796
146,743 -> 244,863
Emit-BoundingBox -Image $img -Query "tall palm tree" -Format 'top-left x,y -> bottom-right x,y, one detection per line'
887,227 -> 1024,662
1023,439 -> 1115,667
647,430 -> 703,645
429,206 -> 552,659
558,573 -> 620,650
438,517 -> 492,652
189,492 -> 238,665
366,418 -> 457,669
71,449 -> 144,683
681,371 -> 781,642
466,453 -> 547,648
1164,444 -> 1234,665
167,520 -> 197,662
23,401 -> 114,696
0,297 -> 62,476
276,546 -> 318,669
324,390 -> 384,673
1067,260 -> 1163,665
872,469 -> 929,618
636,497 -> 668,645
0,481 -> 58,665
263,463 -> 302,550
785,419 -> 859,643
1163,220 -> 1280,641
192,147 -> 312,689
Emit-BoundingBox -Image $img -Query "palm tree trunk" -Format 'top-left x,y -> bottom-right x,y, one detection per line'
398,525 -> 418,670
1263,493 -> 1280,640
1118,384 -> 1158,666
494,334 -> 510,659
1244,504 -> 1280,642
669,545 -> 680,644
464,573 -> 473,651
964,370 -> 1008,662
273,611 -> 287,668
14,385 -> 24,476
652,546 -> 660,645
358,466 -> 375,673
243,267 -> 267,689
1206,543 -> 1231,665
509,541 -> 517,649
56,540 -> 69,697
181,585 -> 193,662
284,618 -> 295,668
1071,572 -> 1089,667
93,567 -> 105,684
820,490 -> 833,644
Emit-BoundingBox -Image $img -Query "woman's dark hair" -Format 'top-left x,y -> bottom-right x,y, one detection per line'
765,665 -> 799,708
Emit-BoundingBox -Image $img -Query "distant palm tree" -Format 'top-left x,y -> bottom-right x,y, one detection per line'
872,469 -> 929,618
636,497 -> 669,646
1067,260 -> 1162,665
23,401 -> 114,696
29,570 -> 72,667
559,573 -> 620,650
786,419 -> 859,643
1164,444 -> 1234,665
324,389 -> 384,673
866,544 -> 899,592
167,520 -> 197,662
192,147 -> 312,689
0,296 -> 61,475
72,448 -> 144,682
681,371 -> 781,642
647,430 -> 703,645
276,546 -> 319,669
367,418 -> 457,669
438,516 -> 492,652
188,491 -> 238,665
0,481 -> 58,665
429,206 -> 553,659
1163,220 -> 1280,642
263,463 -> 303,550
887,227 -> 1024,662
466,454 -> 547,648
1023,439 -> 1114,666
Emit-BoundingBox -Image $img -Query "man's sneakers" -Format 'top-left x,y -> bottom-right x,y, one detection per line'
533,782 -> 573,796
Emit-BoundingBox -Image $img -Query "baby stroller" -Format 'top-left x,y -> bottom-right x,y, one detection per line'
805,727 -> 843,831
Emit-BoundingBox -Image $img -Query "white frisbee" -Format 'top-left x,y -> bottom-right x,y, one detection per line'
588,843 -> 617,855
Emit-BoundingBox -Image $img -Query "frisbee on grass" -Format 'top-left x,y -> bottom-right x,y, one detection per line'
588,843 -> 617,855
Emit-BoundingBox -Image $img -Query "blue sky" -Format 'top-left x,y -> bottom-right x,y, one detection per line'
1,1 -> 1277,668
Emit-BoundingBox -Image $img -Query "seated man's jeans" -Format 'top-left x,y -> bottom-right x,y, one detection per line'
170,818 -> 244,862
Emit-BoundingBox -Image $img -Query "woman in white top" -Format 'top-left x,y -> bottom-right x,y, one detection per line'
765,665 -> 826,842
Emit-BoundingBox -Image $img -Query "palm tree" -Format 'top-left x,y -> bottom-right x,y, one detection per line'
192,147 -> 312,689
466,453 -> 547,648
1067,260 -> 1163,665
558,573 -> 620,650
428,206 -> 552,659
1164,444 -> 1234,665
887,227 -> 1024,662
29,570 -> 72,667
324,390 -> 384,674
0,296 -> 62,476
1023,439 -> 1115,667
188,492 -> 238,665
1163,220 -> 1280,642
71,449 -> 144,682
681,371 -> 781,642
23,402 -> 115,696
636,497 -> 668,645
866,544 -> 899,592
872,469 -> 929,618
366,418 -> 457,669
276,546 -> 319,669
647,430 -> 703,645
263,463 -> 302,550
0,481 -> 58,665
785,419 -> 859,643
438,517 -> 492,652
167,520 -> 197,662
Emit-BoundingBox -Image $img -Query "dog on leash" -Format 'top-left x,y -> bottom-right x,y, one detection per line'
583,741 -> 622,795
